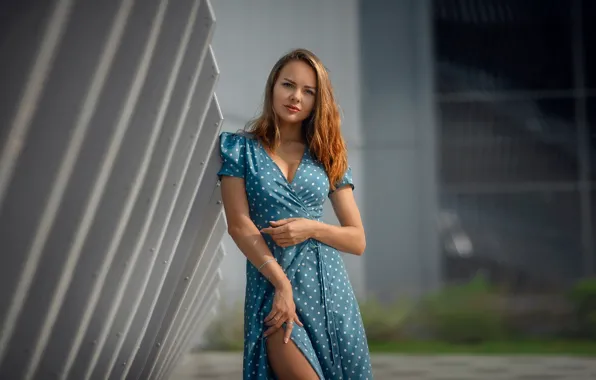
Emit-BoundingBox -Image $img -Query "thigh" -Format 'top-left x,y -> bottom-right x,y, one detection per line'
266,328 -> 319,380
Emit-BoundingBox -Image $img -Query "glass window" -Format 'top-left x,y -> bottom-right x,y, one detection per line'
434,0 -> 573,93
439,99 -> 578,184
440,191 -> 582,285
584,0 -> 596,88
589,97 -> 596,179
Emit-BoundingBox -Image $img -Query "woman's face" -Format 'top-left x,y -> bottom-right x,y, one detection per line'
272,60 -> 317,128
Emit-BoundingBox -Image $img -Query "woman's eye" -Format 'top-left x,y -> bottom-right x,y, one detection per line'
282,82 -> 294,88
306,90 -> 315,95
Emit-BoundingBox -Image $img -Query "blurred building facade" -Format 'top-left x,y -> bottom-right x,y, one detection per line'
435,0 -> 596,292
214,0 -> 596,305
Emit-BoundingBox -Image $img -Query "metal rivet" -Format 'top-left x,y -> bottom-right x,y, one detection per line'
157,342 -> 161,347
164,260 -> 168,264
200,161 -> 205,165
216,200 -> 222,204
185,276 -> 190,281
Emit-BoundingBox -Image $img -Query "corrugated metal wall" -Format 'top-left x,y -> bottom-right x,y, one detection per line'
0,0 -> 225,379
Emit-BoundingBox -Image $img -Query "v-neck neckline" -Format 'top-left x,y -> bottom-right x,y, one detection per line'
259,142 -> 308,186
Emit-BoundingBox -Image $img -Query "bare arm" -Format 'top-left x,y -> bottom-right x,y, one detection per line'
220,176 -> 291,290
262,185 -> 366,256
311,186 -> 366,255
221,175 -> 303,342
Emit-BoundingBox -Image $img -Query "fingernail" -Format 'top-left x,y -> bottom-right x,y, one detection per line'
284,338 -> 288,344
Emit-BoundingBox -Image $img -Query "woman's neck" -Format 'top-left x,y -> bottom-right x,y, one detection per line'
278,122 -> 304,144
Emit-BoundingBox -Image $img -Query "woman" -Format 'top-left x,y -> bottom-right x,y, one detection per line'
218,48 -> 373,379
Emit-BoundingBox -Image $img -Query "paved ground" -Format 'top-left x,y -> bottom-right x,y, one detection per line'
170,351 -> 596,380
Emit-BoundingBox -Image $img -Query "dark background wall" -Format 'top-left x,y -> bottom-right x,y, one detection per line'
434,0 -> 595,290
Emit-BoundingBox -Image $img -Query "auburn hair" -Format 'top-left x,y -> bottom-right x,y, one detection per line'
245,48 -> 348,190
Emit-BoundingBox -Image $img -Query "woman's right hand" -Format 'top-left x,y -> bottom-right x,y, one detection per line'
263,285 -> 303,343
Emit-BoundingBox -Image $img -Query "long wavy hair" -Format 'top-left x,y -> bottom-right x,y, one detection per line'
246,48 -> 348,190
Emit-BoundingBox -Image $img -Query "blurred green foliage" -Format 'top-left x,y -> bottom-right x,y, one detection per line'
200,275 -> 596,353
569,277 -> 596,339
358,297 -> 412,342
417,274 -> 506,343
201,301 -> 244,351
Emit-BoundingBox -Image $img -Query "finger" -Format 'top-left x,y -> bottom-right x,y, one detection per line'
284,321 -> 294,344
263,324 -> 281,338
273,234 -> 291,244
264,310 -> 279,323
294,316 -> 304,327
277,239 -> 295,247
267,313 -> 282,325
267,312 -> 284,325
272,233 -> 289,242
272,227 -> 293,238
275,319 -> 286,330
265,315 -> 281,326
263,310 -> 276,323
269,219 -> 295,226
261,227 -> 284,236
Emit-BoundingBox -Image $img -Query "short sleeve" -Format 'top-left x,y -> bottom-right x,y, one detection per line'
329,166 -> 354,196
217,132 -> 246,179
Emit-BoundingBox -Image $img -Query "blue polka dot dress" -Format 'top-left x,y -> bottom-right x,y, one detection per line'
217,132 -> 374,380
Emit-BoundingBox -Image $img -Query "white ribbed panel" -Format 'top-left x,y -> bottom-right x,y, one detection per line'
0,0 -> 225,379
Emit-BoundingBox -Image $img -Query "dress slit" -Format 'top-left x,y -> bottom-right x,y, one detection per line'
273,332 -> 324,380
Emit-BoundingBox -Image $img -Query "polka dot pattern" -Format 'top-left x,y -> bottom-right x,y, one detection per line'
217,132 -> 373,380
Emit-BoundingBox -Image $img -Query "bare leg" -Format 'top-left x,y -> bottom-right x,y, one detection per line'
266,328 -> 319,380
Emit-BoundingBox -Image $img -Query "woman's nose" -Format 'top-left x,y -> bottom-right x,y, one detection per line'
290,91 -> 301,103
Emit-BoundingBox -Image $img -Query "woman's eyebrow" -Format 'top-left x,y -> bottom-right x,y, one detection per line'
283,77 -> 316,89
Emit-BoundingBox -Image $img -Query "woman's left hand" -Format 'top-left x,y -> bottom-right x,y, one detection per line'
261,218 -> 315,248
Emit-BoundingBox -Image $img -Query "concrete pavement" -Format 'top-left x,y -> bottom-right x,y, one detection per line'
170,351 -> 596,380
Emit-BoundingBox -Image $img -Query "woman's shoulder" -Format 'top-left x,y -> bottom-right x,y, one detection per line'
219,130 -> 259,147
218,131 -> 260,163
219,130 -> 257,142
